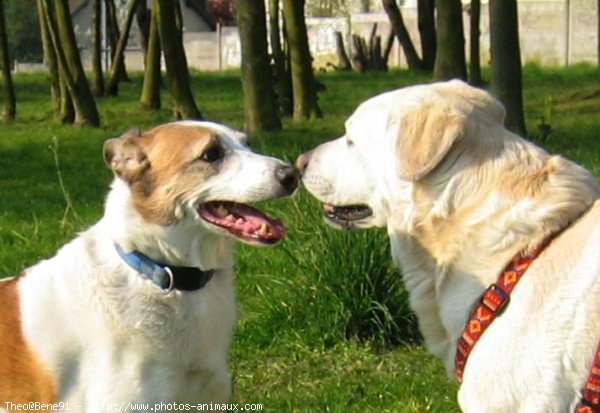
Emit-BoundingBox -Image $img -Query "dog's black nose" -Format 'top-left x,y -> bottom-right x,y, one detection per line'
275,164 -> 300,194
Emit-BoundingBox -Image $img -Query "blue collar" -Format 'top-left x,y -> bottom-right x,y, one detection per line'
114,244 -> 214,292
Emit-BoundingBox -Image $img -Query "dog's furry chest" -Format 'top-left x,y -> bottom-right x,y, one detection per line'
18,235 -> 236,406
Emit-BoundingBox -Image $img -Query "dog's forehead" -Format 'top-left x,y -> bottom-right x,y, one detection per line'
345,82 -> 474,141
143,121 -> 249,155
173,120 -> 248,148
345,89 -> 412,140
146,123 -> 210,151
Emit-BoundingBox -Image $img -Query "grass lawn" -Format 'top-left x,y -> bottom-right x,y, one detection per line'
1,64 -> 600,411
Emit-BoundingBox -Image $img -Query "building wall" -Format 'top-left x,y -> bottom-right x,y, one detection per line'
315,0 -> 597,70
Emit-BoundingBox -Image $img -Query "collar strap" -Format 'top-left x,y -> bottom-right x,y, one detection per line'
574,341 -> 600,412
455,235 -> 555,382
114,244 -> 214,292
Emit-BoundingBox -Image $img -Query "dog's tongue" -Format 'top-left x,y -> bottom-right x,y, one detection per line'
198,201 -> 285,243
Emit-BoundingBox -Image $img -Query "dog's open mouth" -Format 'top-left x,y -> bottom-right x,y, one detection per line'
198,201 -> 285,245
323,203 -> 373,226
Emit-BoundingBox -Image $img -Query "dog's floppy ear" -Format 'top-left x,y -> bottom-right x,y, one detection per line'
103,128 -> 148,183
393,103 -> 466,181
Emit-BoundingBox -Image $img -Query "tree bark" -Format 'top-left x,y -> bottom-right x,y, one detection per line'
238,0 -> 281,133
37,0 -> 61,111
349,26 -> 391,72
335,31 -> 352,70
105,0 -> 128,82
156,0 -> 201,119
351,34 -> 368,71
269,0 -> 293,116
58,76 -> 74,123
489,0 -> 526,135
433,0 -> 467,81
0,0 -> 15,121
43,0 -> 100,126
105,0 -> 118,56
136,0 -> 150,64
140,0 -> 161,110
91,0 -> 104,96
597,0 -> 600,68
105,0 -> 139,96
359,0 -> 370,13
382,0 -> 424,71
468,0 -> 482,86
282,0 -> 322,120
417,0 -> 436,71
382,30 -> 394,64
173,0 -> 183,34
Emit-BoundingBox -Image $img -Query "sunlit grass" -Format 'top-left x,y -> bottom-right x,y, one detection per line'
1,65 -> 599,411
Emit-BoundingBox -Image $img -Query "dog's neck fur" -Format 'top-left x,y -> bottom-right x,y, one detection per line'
99,179 -> 234,272
387,130 -> 600,374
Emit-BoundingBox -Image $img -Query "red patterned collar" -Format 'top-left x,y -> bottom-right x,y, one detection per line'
575,342 -> 600,412
454,234 -> 599,411
454,240 -> 549,382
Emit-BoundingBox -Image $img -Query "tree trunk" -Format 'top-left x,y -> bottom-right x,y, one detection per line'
37,0 -> 61,111
91,0 -> 104,96
417,0 -> 436,71
351,34 -> 368,71
269,0 -> 293,116
282,0 -> 322,120
382,0 -> 424,71
140,0 -> 161,110
105,0 -> 128,82
282,17 -> 294,115
468,0 -> 482,86
335,31 -> 352,70
238,0 -> 281,133
349,26 -> 391,72
433,0 -> 467,81
105,0 -> 139,96
0,0 -> 15,121
38,0 -> 71,118
382,30 -> 395,64
489,0 -> 526,135
359,0 -> 371,13
42,0 -> 100,126
59,76 -> 74,123
36,0 -> 61,112
136,0 -> 150,64
156,0 -> 201,119
173,0 -> 183,34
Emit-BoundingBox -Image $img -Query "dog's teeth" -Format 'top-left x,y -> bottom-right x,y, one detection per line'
215,205 -> 229,217
258,223 -> 268,235
235,218 -> 245,225
225,214 -> 235,222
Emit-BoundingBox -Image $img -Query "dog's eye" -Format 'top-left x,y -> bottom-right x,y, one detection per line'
199,146 -> 224,163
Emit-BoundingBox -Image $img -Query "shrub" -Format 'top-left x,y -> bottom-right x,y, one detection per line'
237,192 -> 420,350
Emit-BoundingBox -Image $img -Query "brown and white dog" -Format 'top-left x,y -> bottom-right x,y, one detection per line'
0,121 -> 298,411
297,80 -> 600,412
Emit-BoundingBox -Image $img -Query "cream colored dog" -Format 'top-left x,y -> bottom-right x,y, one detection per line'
297,80 -> 600,412
0,121 -> 299,411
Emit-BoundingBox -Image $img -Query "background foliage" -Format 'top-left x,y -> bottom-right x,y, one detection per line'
4,0 -> 42,63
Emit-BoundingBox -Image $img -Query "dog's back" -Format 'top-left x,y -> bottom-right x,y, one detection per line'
0,275 -> 56,404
